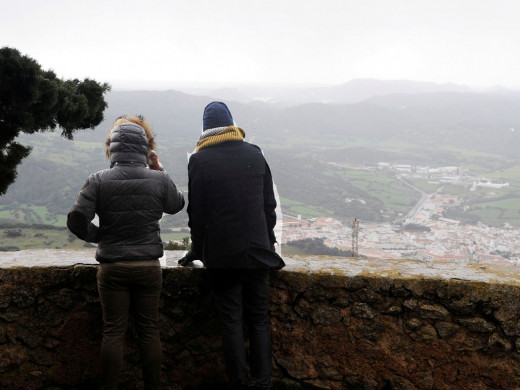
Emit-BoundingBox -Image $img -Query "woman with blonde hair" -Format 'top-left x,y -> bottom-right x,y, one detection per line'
68,115 -> 184,389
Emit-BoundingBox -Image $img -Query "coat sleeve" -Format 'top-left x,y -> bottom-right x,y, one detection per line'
67,174 -> 100,243
161,172 -> 185,215
187,156 -> 205,259
263,160 -> 277,247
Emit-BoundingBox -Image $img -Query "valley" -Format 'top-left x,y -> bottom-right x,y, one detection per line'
1,82 -> 520,258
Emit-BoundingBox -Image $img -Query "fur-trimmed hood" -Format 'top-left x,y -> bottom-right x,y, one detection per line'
108,122 -> 148,167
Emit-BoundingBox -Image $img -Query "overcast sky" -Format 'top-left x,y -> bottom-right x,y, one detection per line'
3,0 -> 520,90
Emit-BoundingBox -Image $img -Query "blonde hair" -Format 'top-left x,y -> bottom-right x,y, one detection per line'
105,115 -> 156,158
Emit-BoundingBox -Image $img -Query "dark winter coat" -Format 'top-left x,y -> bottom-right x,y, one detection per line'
67,122 -> 185,263
187,140 -> 283,269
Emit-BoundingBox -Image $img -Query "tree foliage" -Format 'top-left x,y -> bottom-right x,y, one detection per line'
0,47 -> 110,195
402,223 -> 431,232
287,238 -> 353,257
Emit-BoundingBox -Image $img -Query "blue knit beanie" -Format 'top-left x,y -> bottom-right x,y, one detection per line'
202,101 -> 234,131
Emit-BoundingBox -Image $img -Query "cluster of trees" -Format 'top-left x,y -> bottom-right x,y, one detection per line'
0,47 -> 110,195
442,208 -> 481,226
286,238 -> 353,257
4,228 -> 22,238
402,223 -> 431,232
0,222 -> 68,230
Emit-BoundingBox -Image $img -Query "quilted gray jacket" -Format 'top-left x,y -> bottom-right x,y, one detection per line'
67,122 -> 184,263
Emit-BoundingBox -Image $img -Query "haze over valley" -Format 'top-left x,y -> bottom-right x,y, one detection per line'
2,79 -> 520,262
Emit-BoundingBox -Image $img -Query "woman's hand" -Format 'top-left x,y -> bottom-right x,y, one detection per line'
147,150 -> 164,171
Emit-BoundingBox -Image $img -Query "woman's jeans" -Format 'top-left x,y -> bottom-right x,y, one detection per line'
97,260 -> 162,390
208,269 -> 272,390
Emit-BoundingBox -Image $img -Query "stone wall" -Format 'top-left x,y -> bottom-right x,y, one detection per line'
270,268 -> 520,390
1,252 -> 520,389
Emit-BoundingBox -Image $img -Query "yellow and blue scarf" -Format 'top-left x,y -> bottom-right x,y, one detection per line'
196,126 -> 245,152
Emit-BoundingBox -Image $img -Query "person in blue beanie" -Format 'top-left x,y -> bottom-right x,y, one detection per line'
179,101 -> 284,390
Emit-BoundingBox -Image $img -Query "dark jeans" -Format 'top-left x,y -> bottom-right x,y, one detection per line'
208,269 -> 272,390
97,260 -> 163,390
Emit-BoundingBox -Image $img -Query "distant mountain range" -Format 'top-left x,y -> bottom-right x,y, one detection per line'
178,78 -> 517,106
98,79 -> 520,158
